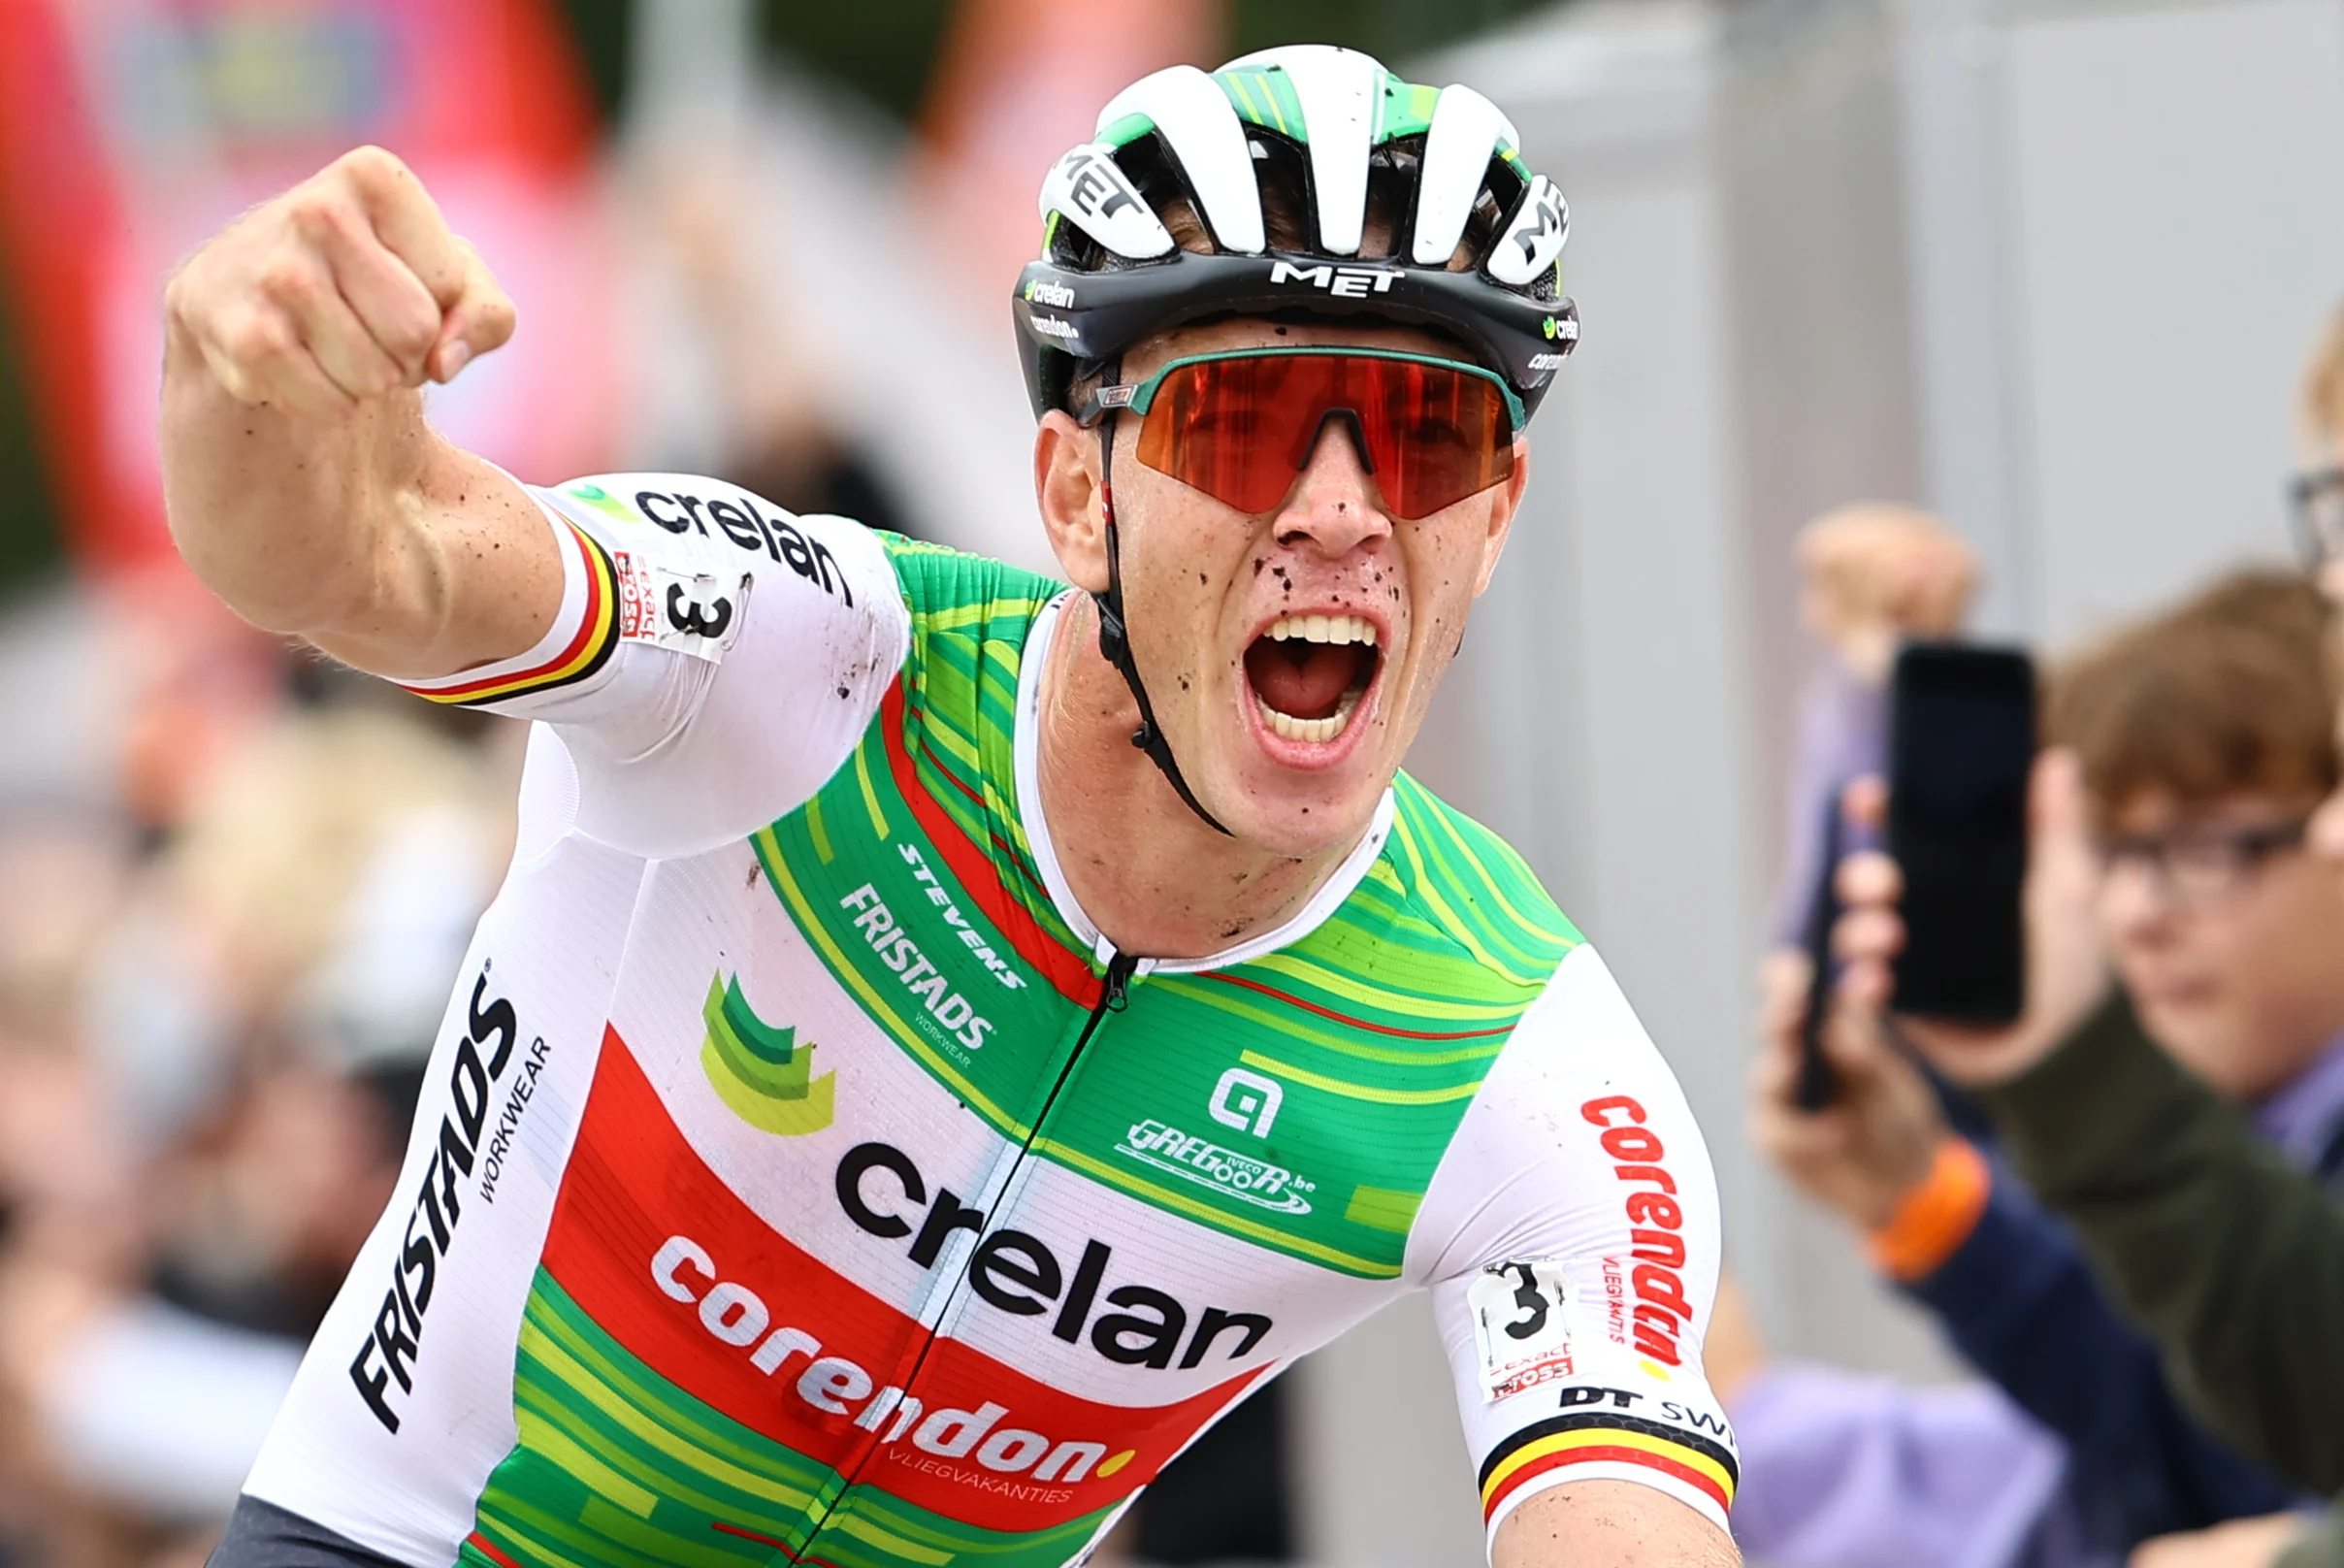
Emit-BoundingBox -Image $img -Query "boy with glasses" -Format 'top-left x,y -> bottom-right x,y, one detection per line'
1743,573 -> 2344,1568
1790,295 -> 2344,1568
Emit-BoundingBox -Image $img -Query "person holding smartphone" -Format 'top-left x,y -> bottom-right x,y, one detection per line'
1746,573 -> 2344,1568
1765,290 -> 2344,1568
1805,686 -> 2344,1568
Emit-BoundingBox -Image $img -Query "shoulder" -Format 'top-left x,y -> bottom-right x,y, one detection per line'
1412,945 -> 1719,1336
879,532 -> 1067,636
1254,777 -> 1579,1097
496,474 -> 921,858
1368,772 -> 1582,995
881,537 -> 1067,760
539,474 -> 1073,652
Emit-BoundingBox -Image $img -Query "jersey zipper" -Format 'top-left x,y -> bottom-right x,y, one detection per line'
1099,949 -> 1137,1012
800,946 -> 1142,1547
1040,947 -> 1138,1104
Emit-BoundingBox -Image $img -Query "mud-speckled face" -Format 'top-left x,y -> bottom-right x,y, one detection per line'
1077,315 -> 1528,858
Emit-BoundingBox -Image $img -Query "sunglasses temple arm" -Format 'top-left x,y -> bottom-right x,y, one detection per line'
1091,410 -> 1232,838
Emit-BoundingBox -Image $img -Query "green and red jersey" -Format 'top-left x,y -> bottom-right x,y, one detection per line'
223,475 -> 1736,1568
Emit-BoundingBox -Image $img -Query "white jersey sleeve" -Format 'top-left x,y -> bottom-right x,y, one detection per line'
392,474 -> 910,861
1410,944 -> 1739,1553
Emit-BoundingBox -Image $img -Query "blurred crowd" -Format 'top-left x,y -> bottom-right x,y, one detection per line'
0,599 -> 520,1567
1710,299 -> 2344,1568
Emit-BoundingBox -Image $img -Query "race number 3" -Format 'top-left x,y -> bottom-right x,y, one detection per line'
615,552 -> 750,663
1468,1258 -> 1577,1401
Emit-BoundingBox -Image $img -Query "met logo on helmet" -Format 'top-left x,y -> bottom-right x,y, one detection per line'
1512,185 -> 1567,268
1060,148 -> 1139,222
1269,260 -> 1402,299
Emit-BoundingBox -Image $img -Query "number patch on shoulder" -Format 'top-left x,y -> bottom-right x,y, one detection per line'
615,552 -> 750,663
1468,1259 -> 1578,1401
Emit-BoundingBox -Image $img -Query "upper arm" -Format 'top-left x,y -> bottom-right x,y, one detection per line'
1414,945 -> 1740,1559
388,474 -> 910,859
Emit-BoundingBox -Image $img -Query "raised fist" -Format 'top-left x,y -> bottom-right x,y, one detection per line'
164,146 -> 516,418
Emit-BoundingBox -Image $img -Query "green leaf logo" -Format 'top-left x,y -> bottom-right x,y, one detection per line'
700,972 -> 836,1135
560,481 -> 639,526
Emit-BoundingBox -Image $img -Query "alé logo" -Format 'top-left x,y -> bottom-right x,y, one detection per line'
700,971 -> 836,1135
1208,1067 -> 1281,1137
1116,1066 -> 1314,1215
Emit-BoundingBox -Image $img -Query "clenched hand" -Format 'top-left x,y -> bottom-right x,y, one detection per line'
164,145 -> 515,417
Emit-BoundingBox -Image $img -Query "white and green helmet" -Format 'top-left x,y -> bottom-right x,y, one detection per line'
1013,45 -> 1578,422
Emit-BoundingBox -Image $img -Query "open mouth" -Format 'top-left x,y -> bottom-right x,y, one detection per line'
1243,614 -> 1382,744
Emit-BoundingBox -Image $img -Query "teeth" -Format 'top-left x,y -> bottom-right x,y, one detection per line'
1252,613 -> 1380,746
1255,685 -> 1366,745
1265,613 -> 1377,647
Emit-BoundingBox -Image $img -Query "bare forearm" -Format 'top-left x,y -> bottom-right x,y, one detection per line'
1493,1482 -> 1740,1568
160,313 -> 428,637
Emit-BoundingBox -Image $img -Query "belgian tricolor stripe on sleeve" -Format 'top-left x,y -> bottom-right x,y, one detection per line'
397,519 -> 621,708
1480,1410 -> 1739,1522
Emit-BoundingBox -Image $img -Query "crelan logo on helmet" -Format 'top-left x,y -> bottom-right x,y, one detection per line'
1269,260 -> 1402,299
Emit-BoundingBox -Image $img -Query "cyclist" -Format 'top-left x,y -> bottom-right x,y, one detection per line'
163,46 -> 1739,1568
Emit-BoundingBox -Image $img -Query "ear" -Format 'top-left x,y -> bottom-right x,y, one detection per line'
1470,439 -> 1531,597
1035,410 -> 1110,594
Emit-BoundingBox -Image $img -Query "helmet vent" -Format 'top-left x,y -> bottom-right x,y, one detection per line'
1118,133 -> 1218,254
1358,137 -> 1425,262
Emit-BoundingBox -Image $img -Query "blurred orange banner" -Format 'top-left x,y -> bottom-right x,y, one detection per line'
0,0 -> 618,572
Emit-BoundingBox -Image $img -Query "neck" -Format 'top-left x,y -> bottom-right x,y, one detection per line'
1034,594 -> 1364,960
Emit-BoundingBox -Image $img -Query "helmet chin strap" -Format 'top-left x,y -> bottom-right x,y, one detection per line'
1091,408 -> 1233,837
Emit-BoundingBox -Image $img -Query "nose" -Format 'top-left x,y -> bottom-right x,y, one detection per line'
2097,856 -> 2182,942
1272,417 -> 1392,558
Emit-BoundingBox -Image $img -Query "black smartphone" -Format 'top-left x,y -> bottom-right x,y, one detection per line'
1887,642 -> 2035,1025
1794,792 -> 1845,1110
